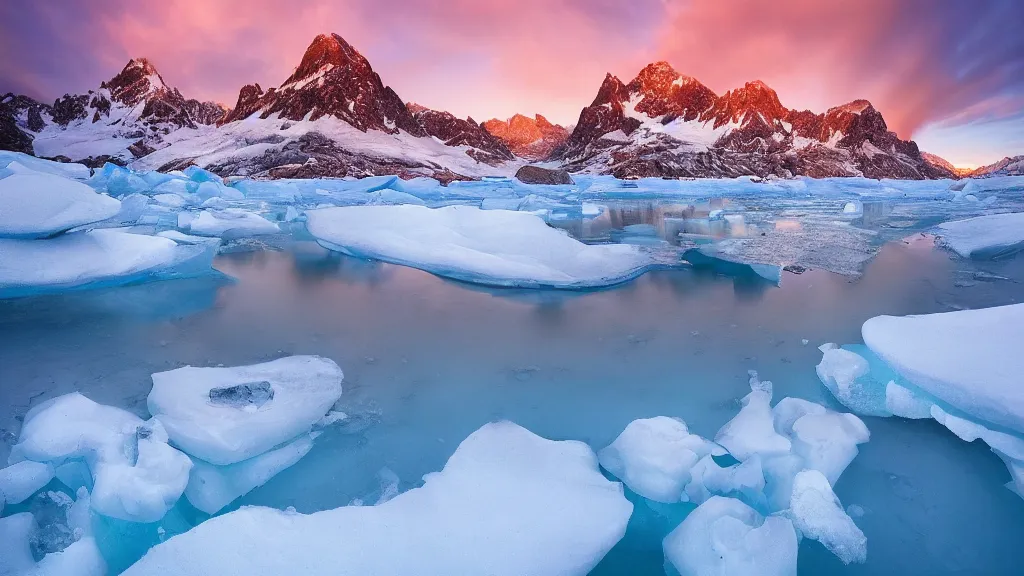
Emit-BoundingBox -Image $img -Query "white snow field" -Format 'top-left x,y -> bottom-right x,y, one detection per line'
122,422 -> 633,576
148,355 -> 344,465
936,212 -> 1024,258
306,205 -> 655,288
0,229 -> 213,297
0,172 -> 121,238
8,393 -> 193,523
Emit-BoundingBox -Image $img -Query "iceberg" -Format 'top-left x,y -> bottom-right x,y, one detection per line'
0,489 -> 106,576
862,304 -> 1024,435
775,398 -> 870,485
684,454 -> 768,511
306,205 -> 654,288
185,208 -> 280,237
662,496 -> 798,576
148,356 -> 344,465
0,151 -> 91,180
9,393 -> 192,523
0,229 -> 212,298
789,470 -> 867,564
0,461 -> 55,505
0,173 -> 121,238
597,416 -> 722,503
123,422 -> 632,576
935,212 -> 1024,258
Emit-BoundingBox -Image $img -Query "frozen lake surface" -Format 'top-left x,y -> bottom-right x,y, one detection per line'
2,228 -> 1023,574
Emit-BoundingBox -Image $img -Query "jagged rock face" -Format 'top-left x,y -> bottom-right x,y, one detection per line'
1,98 -> 34,154
481,114 -> 569,160
102,58 -> 164,107
409,106 -> 513,165
226,34 -> 425,136
220,84 -> 265,124
562,63 -> 948,180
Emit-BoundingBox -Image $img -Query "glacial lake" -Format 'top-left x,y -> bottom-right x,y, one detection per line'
2,221 -> 1023,574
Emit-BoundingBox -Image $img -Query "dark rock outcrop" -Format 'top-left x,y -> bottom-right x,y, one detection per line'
409,105 -> 513,165
515,165 -> 574,185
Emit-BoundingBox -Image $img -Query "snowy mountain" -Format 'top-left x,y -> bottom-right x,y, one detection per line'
138,34 -> 523,180
558,62 -> 954,180
481,114 -> 570,160
0,38 -> 985,181
2,59 -> 226,166
968,155 -> 1024,177
920,152 -> 964,176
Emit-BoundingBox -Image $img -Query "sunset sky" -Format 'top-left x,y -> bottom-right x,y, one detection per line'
1,0 -> 1021,168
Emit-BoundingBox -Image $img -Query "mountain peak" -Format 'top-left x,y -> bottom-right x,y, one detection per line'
829,99 -> 874,115
101,57 -> 168,107
285,33 -> 365,86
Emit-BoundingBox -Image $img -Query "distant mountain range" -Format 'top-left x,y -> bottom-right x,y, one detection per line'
2,32 -> 1005,181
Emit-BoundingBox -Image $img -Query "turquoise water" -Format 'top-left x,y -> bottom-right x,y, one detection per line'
1,233 -> 1023,574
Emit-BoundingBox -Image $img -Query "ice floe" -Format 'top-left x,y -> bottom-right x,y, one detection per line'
597,416 -> 722,503
184,208 -> 280,237
0,173 -> 120,238
714,372 -> 792,460
0,461 -> 55,505
123,421 -> 632,576
147,356 -> 343,465
936,212 -> 1024,258
0,229 -> 213,298
819,303 -> 1024,502
9,393 -> 192,523
0,488 -> 106,576
863,304 -> 1024,435
306,205 -> 654,288
789,469 -> 866,564
663,496 -> 798,576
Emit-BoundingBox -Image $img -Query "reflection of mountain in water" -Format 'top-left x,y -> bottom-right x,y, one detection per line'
552,199 -> 748,246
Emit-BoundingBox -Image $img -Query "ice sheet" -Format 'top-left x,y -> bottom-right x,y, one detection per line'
306,205 -> 655,289
123,421 -> 632,576
936,212 -> 1024,258
0,173 -> 121,238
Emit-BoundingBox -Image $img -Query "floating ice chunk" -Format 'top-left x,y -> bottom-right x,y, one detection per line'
685,454 -> 768,511
195,181 -> 244,202
186,209 -> 280,237
123,422 -> 632,576
0,461 -> 54,505
761,453 -> 805,512
284,205 -> 301,222
663,496 -> 798,576
842,201 -> 863,215
152,193 -> 187,208
185,433 -> 316,515
884,381 -> 933,419
0,173 -> 121,238
366,188 -> 425,206
935,213 -> 1024,258
815,343 -> 898,417
155,230 -> 221,245
789,470 -> 867,564
10,393 -> 192,522
148,356 -> 344,465
863,304 -> 1024,434
183,166 -> 223,184
788,409 -> 869,485
0,151 -> 90,180
715,376 -> 792,461
0,513 -> 36,573
31,536 -> 107,576
598,416 -> 720,503
306,205 -> 653,289
0,229 -> 210,298
929,406 -> 1024,463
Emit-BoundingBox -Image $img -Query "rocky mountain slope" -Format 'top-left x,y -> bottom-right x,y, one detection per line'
968,155 -> 1024,177
481,114 -> 570,160
3,59 -> 226,166
557,62 -> 954,180
2,35 -> 982,181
